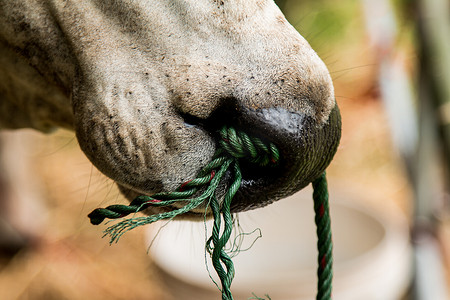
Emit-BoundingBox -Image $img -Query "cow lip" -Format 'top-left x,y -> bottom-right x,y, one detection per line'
229,164 -> 284,212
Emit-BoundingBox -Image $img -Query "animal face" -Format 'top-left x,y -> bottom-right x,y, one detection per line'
0,0 -> 341,216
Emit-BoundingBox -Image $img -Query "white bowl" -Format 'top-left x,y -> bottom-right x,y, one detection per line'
148,188 -> 412,300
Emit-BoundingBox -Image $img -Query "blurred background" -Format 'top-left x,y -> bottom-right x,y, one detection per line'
0,0 -> 449,299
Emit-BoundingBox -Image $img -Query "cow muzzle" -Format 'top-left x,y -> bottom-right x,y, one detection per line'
188,101 -> 341,213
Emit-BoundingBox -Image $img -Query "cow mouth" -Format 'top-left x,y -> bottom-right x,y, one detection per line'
117,103 -> 341,218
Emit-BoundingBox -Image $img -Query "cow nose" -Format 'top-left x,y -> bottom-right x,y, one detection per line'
228,103 -> 341,211
193,97 -> 341,212
172,58 -> 341,211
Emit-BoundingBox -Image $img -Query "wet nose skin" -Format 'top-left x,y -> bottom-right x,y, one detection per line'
229,103 -> 341,212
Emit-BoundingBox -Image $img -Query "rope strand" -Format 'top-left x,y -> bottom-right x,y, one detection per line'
312,173 -> 333,300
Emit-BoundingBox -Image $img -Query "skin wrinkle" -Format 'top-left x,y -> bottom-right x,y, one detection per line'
0,0 -> 341,214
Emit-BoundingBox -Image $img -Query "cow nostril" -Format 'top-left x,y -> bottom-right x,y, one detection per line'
179,110 -> 208,128
177,97 -> 240,131
178,101 -> 289,188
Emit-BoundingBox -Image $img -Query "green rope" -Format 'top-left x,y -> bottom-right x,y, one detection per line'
312,173 -> 333,300
88,126 -> 333,300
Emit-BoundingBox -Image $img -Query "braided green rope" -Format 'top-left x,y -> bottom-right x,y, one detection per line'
312,173 -> 333,300
88,126 -> 333,300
